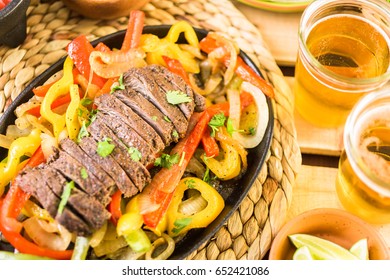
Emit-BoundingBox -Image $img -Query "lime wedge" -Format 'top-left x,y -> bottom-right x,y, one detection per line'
288,234 -> 359,260
293,246 -> 314,260
349,238 -> 369,260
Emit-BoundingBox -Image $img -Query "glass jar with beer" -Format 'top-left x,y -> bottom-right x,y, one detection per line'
336,88 -> 390,224
294,0 -> 390,127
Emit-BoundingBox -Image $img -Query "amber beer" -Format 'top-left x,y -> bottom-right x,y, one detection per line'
294,0 -> 390,127
336,90 -> 390,223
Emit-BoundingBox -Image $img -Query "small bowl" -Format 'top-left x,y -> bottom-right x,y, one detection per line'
0,0 -> 30,48
269,208 -> 389,260
61,0 -> 151,20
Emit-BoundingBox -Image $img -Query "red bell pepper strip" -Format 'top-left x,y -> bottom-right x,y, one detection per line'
201,127 -> 219,157
162,56 -> 190,85
121,10 -> 145,51
32,81 -> 56,97
108,189 -> 122,226
142,102 -> 229,229
240,91 -> 254,109
95,42 -> 111,53
66,35 -> 107,88
199,35 -> 274,99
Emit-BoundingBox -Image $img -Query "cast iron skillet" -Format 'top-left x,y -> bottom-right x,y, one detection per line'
0,25 -> 274,260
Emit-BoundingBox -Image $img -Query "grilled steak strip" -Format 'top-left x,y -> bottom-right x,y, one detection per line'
16,166 -> 93,236
88,115 -> 151,195
114,89 -> 177,144
124,66 -> 188,137
149,65 -> 195,120
49,149 -> 110,204
44,166 -> 110,234
16,167 -> 60,217
78,137 -> 135,196
100,112 -> 156,167
95,93 -> 165,155
59,138 -> 116,191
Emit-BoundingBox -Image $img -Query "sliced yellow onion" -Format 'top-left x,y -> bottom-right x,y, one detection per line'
89,49 -> 146,79
188,73 -> 222,96
145,233 -> 175,260
228,81 -> 269,149
23,216 -> 72,251
40,132 -> 58,160
208,32 -> 238,85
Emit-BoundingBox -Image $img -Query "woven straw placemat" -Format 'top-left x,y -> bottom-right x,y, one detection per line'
0,0 -> 302,260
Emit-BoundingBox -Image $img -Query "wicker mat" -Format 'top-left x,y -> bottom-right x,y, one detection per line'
0,0 -> 302,260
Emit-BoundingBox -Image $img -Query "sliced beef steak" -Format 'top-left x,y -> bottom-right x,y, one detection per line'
124,66 -> 188,137
95,93 -> 165,154
88,115 -> 151,194
59,138 -> 116,197
114,89 -> 177,144
43,166 -> 110,235
49,149 -> 110,204
15,166 -> 60,217
78,137 -> 135,197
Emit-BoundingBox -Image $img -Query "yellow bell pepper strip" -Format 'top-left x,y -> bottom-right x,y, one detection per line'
116,196 -> 152,253
165,20 -> 199,49
166,177 -> 224,237
201,139 -> 241,181
199,34 -> 275,99
40,56 -> 74,138
0,128 -> 41,194
140,21 -> 200,74
65,84 -> 81,141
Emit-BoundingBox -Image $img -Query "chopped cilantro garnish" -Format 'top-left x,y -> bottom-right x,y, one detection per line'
77,121 -> 89,143
249,127 -> 256,136
57,181 -> 75,215
151,116 -> 158,121
80,168 -> 88,179
154,153 -> 180,169
185,179 -> 196,189
226,117 -> 244,136
203,166 -> 211,183
81,98 -> 92,106
208,113 -> 226,137
163,116 -> 171,123
97,138 -> 115,158
166,90 -> 192,105
172,218 -> 192,235
172,129 -> 179,139
110,74 -> 125,93
128,147 -> 142,162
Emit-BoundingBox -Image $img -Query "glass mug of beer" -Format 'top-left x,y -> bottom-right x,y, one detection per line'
336,88 -> 390,224
294,0 -> 390,127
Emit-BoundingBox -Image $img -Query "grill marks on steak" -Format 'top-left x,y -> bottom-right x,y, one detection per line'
14,64 -> 202,237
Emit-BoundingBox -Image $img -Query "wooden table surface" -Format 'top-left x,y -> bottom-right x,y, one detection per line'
234,1 -> 390,252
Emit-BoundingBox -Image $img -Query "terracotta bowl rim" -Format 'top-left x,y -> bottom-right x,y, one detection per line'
269,207 -> 389,260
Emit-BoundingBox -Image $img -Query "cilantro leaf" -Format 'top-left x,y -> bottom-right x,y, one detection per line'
58,181 -> 75,215
166,90 -> 192,105
249,127 -> 256,136
77,121 -> 89,143
110,74 -> 125,93
154,153 -> 180,169
80,168 -> 88,179
81,98 -> 92,106
208,113 -> 226,137
128,147 -> 142,162
97,138 -> 115,158
185,179 -> 196,189
172,129 -> 179,139
163,116 -> 171,123
172,218 -> 192,235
